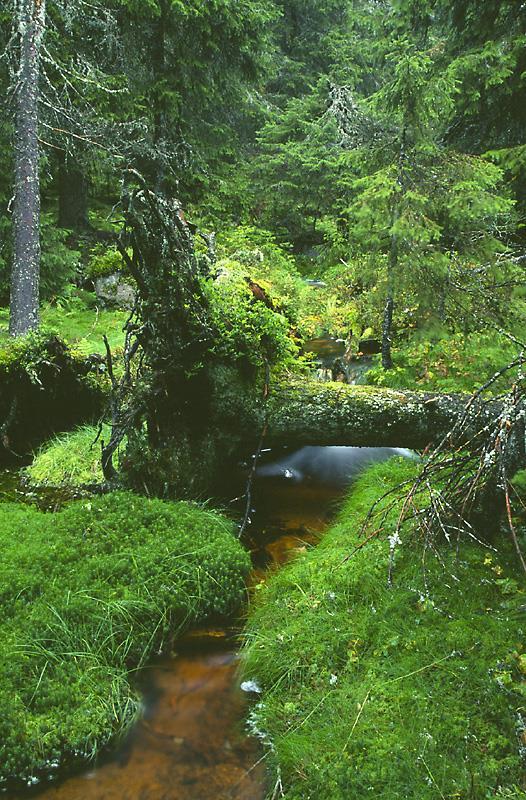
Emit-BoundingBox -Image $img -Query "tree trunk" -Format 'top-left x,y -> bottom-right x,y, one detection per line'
10,0 -> 46,337
57,153 -> 89,230
152,0 -> 169,194
381,294 -> 394,370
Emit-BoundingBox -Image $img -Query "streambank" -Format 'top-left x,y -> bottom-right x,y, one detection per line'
242,459 -> 526,799
0,492 -> 250,790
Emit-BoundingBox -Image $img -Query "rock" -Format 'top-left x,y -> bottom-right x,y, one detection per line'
95,272 -> 135,310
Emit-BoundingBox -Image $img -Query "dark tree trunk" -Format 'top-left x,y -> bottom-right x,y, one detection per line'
152,0 -> 169,194
381,126 -> 407,370
382,231 -> 397,370
57,153 -> 90,230
381,294 -> 394,370
10,0 -> 46,337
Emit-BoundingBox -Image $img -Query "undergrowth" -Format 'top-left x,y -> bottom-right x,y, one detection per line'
0,492 -> 250,787
0,300 -> 127,355
242,459 -> 526,799
26,425 -> 122,487
365,332 -> 519,393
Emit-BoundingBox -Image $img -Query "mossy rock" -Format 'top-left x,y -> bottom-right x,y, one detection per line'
0,333 -> 106,462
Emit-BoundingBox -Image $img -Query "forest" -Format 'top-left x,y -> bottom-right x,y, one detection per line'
0,1 -> 525,798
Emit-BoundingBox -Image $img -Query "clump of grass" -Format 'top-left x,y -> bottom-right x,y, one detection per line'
0,492 -> 251,786
242,459 -> 526,799
26,425 -> 120,487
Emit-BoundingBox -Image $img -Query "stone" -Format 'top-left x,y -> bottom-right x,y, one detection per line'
95,272 -> 135,310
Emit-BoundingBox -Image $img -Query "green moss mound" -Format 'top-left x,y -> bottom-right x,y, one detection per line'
26,425 -> 121,487
0,492 -> 251,786
242,460 -> 526,799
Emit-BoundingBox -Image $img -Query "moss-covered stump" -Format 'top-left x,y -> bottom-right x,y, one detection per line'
0,333 -> 106,462
242,460 -> 526,799
0,492 -> 251,788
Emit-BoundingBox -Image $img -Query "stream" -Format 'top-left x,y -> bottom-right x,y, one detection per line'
2,446 -> 403,800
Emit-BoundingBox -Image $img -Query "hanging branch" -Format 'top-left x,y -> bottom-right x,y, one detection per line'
349,351 -> 526,582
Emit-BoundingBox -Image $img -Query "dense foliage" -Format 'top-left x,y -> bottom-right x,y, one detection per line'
0,1 -> 525,795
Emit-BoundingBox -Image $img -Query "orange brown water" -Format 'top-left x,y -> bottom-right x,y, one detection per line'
17,633 -> 266,800
4,476 -> 341,800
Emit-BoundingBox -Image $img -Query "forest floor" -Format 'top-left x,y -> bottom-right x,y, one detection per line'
242,459 -> 526,800
0,302 -> 126,355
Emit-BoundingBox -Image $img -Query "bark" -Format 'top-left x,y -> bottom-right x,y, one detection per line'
152,0 -> 169,194
381,294 -> 394,370
229,380 -> 507,453
57,153 -> 89,230
10,0 -> 46,337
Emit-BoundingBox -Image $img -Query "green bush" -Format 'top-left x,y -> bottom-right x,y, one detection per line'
365,332 -> 520,393
0,492 -> 251,786
242,459 -> 526,799
26,425 -> 121,487
205,257 -> 299,367
86,246 -> 128,281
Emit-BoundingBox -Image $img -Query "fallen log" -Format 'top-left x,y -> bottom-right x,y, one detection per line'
245,380 -> 504,451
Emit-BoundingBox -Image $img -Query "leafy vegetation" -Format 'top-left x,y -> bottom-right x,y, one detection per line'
0,492 -> 250,786
242,459 -> 526,798
0,0 -> 525,795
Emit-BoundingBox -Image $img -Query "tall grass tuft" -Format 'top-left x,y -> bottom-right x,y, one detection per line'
26,425 -> 121,487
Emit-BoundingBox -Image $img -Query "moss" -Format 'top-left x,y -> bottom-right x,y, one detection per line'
242,459 -> 526,799
26,425 -> 122,488
0,492 -> 251,786
0,302 -> 127,355
263,379 -> 479,451
0,333 -> 106,461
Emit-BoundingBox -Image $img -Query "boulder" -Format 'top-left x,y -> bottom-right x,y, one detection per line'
95,272 -> 135,310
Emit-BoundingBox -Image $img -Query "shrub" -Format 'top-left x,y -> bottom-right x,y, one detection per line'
0,492 -> 251,786
86,246 -> 128,281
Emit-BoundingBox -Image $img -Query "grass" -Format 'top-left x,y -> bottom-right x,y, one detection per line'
0,299 -> 127,355
242,459 -> 526,799
26,425 -> 123,487
0,492 -> 251,787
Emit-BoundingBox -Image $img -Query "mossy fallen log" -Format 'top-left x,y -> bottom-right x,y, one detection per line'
243,379 -> 504,451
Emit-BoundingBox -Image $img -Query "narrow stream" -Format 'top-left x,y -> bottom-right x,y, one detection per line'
3,446 -> 403,800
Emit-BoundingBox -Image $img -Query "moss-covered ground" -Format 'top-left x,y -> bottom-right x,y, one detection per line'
0,301 -> 127,355
242,459 -> 526,799
0,492 -> 251,787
